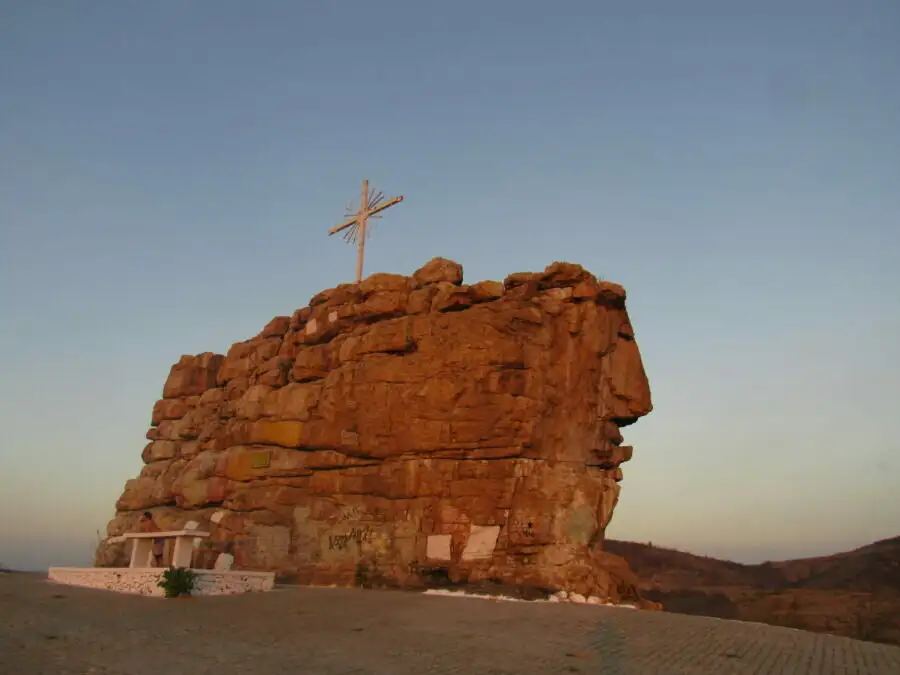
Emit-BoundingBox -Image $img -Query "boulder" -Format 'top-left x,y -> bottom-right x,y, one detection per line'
412,257 -> 464,287
99,259 -> 654,604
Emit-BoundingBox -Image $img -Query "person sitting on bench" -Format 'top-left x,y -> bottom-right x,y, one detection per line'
138,511 -> 165,567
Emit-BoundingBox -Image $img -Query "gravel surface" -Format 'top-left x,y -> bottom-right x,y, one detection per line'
3,573 -> 900,674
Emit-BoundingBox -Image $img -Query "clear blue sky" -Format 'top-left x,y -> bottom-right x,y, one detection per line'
1,1 -> 898,571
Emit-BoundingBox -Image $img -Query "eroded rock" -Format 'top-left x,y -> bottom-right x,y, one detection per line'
96,259 -> 653,604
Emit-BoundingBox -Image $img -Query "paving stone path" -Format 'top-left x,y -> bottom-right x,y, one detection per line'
2,573 -> 899,674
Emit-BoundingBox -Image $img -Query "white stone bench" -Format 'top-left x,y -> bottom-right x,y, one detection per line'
123,530 -> 210,569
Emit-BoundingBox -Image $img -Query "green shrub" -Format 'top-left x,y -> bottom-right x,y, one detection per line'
355,558 -> 390,589
157,567 -> 196,598
355,560 -> 371,588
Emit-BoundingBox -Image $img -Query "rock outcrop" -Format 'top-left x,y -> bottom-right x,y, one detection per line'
96,259 -> 653,603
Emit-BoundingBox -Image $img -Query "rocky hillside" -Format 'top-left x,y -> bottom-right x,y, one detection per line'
96,258 -> 655,604
606,537 -> 900,646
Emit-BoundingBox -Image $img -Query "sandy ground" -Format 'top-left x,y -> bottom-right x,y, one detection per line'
2,572 -> 900,675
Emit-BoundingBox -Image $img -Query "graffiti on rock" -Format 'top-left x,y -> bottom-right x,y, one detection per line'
509,517 -> 535,538
328,525 -> 375,551
339,506 -> 365,522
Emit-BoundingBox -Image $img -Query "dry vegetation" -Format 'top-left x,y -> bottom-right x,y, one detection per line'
606,537 -> 900,646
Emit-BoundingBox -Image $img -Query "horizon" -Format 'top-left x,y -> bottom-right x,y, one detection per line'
5,525 -> 899,573
1,1 -> 898,572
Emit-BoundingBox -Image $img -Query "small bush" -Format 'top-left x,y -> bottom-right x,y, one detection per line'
157,567 -> 196,598
355,558 -> 391,589
355,560 -> 370,588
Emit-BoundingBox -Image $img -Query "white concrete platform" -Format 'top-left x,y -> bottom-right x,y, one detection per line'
47,567 -> 275,597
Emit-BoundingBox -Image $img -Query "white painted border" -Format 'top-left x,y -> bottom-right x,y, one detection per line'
47,567 -> 275,597
422,588 -> 637,608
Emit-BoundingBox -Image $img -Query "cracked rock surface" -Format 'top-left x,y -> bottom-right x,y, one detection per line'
96,258 -> 653,603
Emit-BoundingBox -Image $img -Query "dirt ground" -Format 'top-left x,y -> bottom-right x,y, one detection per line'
2,573 -> 900,675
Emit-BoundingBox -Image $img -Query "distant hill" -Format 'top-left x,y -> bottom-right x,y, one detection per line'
767,537 -> 900,592
606,537 -> 900,646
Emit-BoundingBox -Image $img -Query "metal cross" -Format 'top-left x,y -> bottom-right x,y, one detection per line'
328,179 -> 404,284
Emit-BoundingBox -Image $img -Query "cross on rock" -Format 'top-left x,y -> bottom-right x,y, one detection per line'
328,179 -> 404,284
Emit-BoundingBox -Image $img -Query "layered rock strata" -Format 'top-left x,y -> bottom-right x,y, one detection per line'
96,258 -> 653,602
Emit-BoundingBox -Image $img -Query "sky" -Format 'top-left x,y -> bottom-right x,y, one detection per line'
0,0 -> 898,571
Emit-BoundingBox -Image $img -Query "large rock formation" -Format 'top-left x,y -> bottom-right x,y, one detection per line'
96,259 -> 653,602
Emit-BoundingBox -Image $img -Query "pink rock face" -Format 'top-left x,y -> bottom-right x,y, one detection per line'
97,260 -> 653,602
